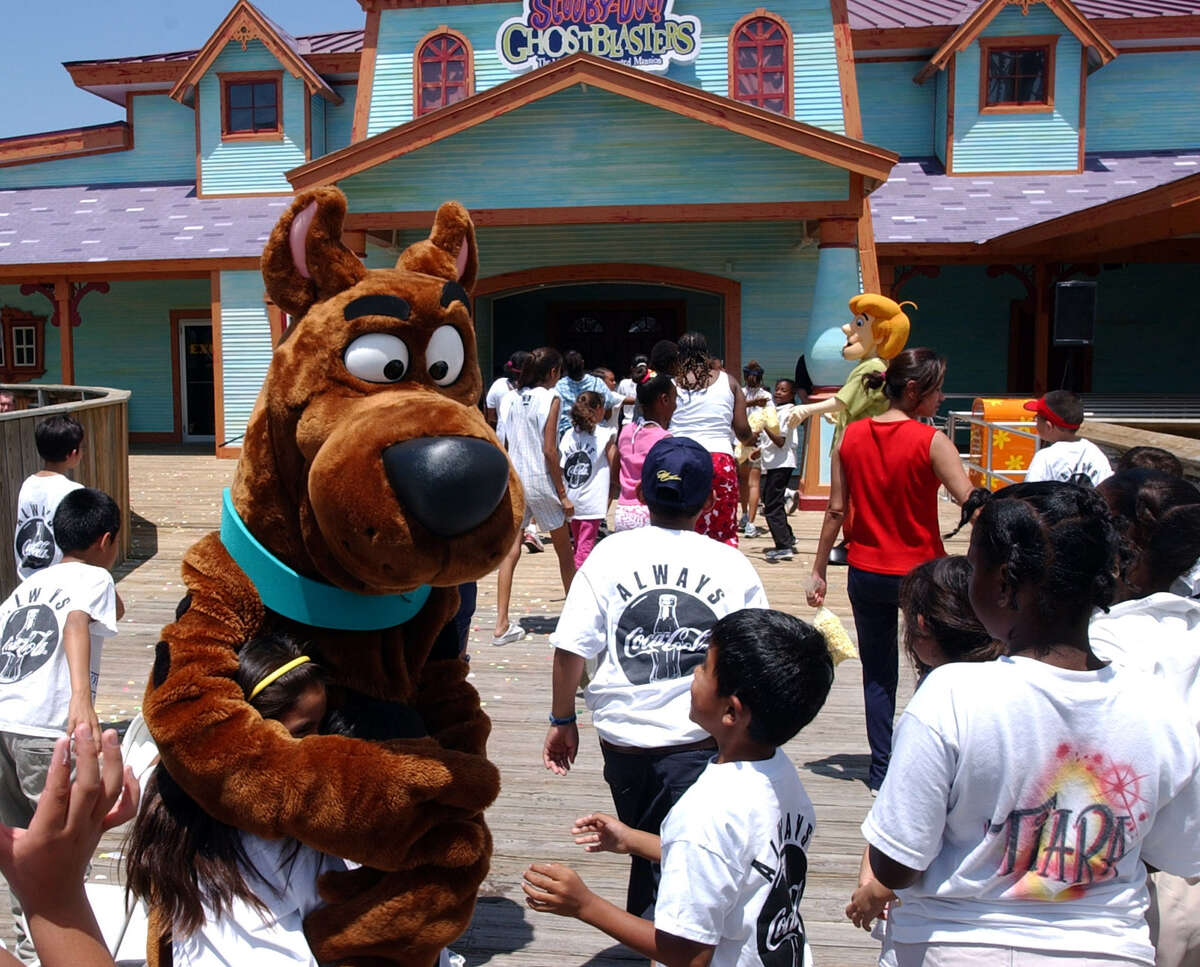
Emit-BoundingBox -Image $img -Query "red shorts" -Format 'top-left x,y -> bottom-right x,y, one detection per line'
695,452 -> 739,547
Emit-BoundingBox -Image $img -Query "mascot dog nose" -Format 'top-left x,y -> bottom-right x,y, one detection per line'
383,437 -> 510,537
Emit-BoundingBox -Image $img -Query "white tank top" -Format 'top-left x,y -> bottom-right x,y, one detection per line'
501,386 -> 555,482
670,373 -> 735,456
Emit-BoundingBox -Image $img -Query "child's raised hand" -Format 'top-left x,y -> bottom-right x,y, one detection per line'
522,862 -> 593,918
571,812 -> 632,854
0,725 -> 138,912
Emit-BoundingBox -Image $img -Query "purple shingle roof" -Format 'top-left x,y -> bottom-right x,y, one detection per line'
869,150 -> 1200,244
0,182 -> 284,266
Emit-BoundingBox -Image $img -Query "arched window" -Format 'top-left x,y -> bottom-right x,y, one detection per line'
729,12 -> 791,116
415,29 -> 472,117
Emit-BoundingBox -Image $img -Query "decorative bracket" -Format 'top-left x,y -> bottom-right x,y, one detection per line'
20,281 -> 110,328
986,264 -> 1037,306
890,264 -> 940,299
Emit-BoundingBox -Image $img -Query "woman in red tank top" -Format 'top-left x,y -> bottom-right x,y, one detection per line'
807,348 -> 975,792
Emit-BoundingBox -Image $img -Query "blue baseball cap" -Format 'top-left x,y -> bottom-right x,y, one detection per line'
641,437 -> 713,514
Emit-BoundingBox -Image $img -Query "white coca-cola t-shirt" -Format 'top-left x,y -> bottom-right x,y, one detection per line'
13,472 -> 84,579
657,750 -> 816,967
863,656 -> 1200,964
551,526 -> 768,747
559,425 -> 615,520
0,561 -> 118,738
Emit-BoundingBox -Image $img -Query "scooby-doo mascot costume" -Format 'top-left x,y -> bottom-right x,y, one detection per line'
142,186 -> 522,966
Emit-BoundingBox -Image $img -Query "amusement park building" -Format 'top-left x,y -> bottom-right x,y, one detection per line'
0,0 -> 1196,453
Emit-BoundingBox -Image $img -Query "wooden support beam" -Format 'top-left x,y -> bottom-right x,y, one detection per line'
54,280 -> 74,386
1033,262 -> 1050,396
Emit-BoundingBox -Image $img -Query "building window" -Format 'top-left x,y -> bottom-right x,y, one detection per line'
979,36 -> 1057,112
0,307 -> 46,381
415,30 -> 472,117
220,73 -> 282,139
729,12 -> 791,116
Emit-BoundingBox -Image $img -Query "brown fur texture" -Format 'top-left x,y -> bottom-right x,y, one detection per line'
142,188 -> 522,966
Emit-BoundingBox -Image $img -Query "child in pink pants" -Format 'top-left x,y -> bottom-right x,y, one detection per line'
560,392 -> 617,569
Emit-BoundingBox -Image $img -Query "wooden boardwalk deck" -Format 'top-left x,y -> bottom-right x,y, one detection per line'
2,447 -> 971,966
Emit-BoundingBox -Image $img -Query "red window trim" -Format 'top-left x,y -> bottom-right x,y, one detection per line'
978,35 -> 1059,115
728,9 -> 793,117
219,71 -> 284,141
413,27 -> 474,118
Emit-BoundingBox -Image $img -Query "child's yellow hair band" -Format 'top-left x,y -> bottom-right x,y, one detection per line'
250,656 -> 311,700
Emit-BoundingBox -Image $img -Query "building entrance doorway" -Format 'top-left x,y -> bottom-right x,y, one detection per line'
485,282 -> 723,383
178,318 -> 215,441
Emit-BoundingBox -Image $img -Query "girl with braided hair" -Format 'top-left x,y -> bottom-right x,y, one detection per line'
852,483 -> 1200,967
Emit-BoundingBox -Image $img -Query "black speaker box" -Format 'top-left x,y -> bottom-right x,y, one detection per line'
1053,281 -> 1097,346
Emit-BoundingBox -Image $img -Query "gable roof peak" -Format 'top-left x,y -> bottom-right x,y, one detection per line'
914,0 -> 1117,84
169,0 -> 341,106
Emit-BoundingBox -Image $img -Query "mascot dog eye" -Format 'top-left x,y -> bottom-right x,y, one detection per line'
140,187 -> 520,967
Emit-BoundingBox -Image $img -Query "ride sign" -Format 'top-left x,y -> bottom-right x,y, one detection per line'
496,0 -> 701,73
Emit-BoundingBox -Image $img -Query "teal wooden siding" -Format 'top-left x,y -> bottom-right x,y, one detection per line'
951,7 -> 1081,172
0,95 -> 195,190
218,270 -> 273,445
0,280 -> 209,433
368,0 -> 845,135
858,60 -> 934,157
393,221 -> 818,382
325,84 -> 357,152
344,86 -> 847,211
888,266 -> 1023,393
1086,52 -> 1200,152
934,68 -> 947,165
310,95 -> 326,159
198,40 -> 307,194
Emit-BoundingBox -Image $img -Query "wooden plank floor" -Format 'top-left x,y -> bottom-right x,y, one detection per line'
0,447 -> 971,965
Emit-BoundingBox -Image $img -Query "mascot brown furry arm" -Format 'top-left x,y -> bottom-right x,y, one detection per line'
142,187 -> 524,966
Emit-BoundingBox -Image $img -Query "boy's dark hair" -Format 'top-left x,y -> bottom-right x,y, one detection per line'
1041,390 -> 1084,429
563,350 -> 587,381
960,482 -> 1121,624
900,556 -> 1003,679
1117,446 -> 1183,477
52,487 -> 120,553
775,378 -> 795,392
636,372 -> 673,408
709,609 -> 833,746
34,414 -> 84,462
503,350 -> 531,379
650,339 -> 679,375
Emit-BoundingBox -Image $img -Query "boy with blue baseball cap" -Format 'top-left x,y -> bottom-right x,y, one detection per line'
543,437 -> 768,917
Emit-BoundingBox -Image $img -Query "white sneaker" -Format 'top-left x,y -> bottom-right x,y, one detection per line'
491,622 -> 525,646
744,521 -> 758,538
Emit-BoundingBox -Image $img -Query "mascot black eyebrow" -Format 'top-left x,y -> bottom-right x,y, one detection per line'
141,186 -> 523,966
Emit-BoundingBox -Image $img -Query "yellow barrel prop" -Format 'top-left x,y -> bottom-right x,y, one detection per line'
970,398 -> 1038,491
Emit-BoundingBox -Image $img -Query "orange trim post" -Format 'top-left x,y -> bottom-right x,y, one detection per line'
1033,262 -> 1050,394
210,271 -> 227,456
352,10 -> 382,143
53,279 -> 74,385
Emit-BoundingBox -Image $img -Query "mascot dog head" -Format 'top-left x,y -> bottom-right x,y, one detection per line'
237,187 -> 522,593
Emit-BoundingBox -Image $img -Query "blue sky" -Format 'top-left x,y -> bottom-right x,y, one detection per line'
0,1 -> 365,138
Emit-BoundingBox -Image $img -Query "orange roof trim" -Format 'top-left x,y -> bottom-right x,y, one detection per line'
170,0 -> 342,106
287,53 -> 898,190
0,122 -> 131,169
914,0 -> 1117,84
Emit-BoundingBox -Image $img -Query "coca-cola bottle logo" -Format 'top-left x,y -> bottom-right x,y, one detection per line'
615,589 -> 716,685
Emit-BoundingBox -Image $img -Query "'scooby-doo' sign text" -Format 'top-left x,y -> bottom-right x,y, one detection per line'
497,0 -> 701,73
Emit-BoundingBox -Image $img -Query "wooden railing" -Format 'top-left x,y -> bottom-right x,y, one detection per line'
0,384 -> 131,596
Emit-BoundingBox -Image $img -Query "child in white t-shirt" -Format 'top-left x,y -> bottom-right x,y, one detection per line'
1022,391 -> 1112,486
857,483 -> 1200,967
525,608 -> 833,967
560,391 -> 617,569
13,414 -> 85,579
127,633 -> 349,967
0,486 -> 122,962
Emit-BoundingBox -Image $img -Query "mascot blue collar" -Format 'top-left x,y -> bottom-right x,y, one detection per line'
219,488 -> 431,630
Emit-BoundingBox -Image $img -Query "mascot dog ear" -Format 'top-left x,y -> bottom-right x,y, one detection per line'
398,201 -> 479,293
262,187 -> 368,319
